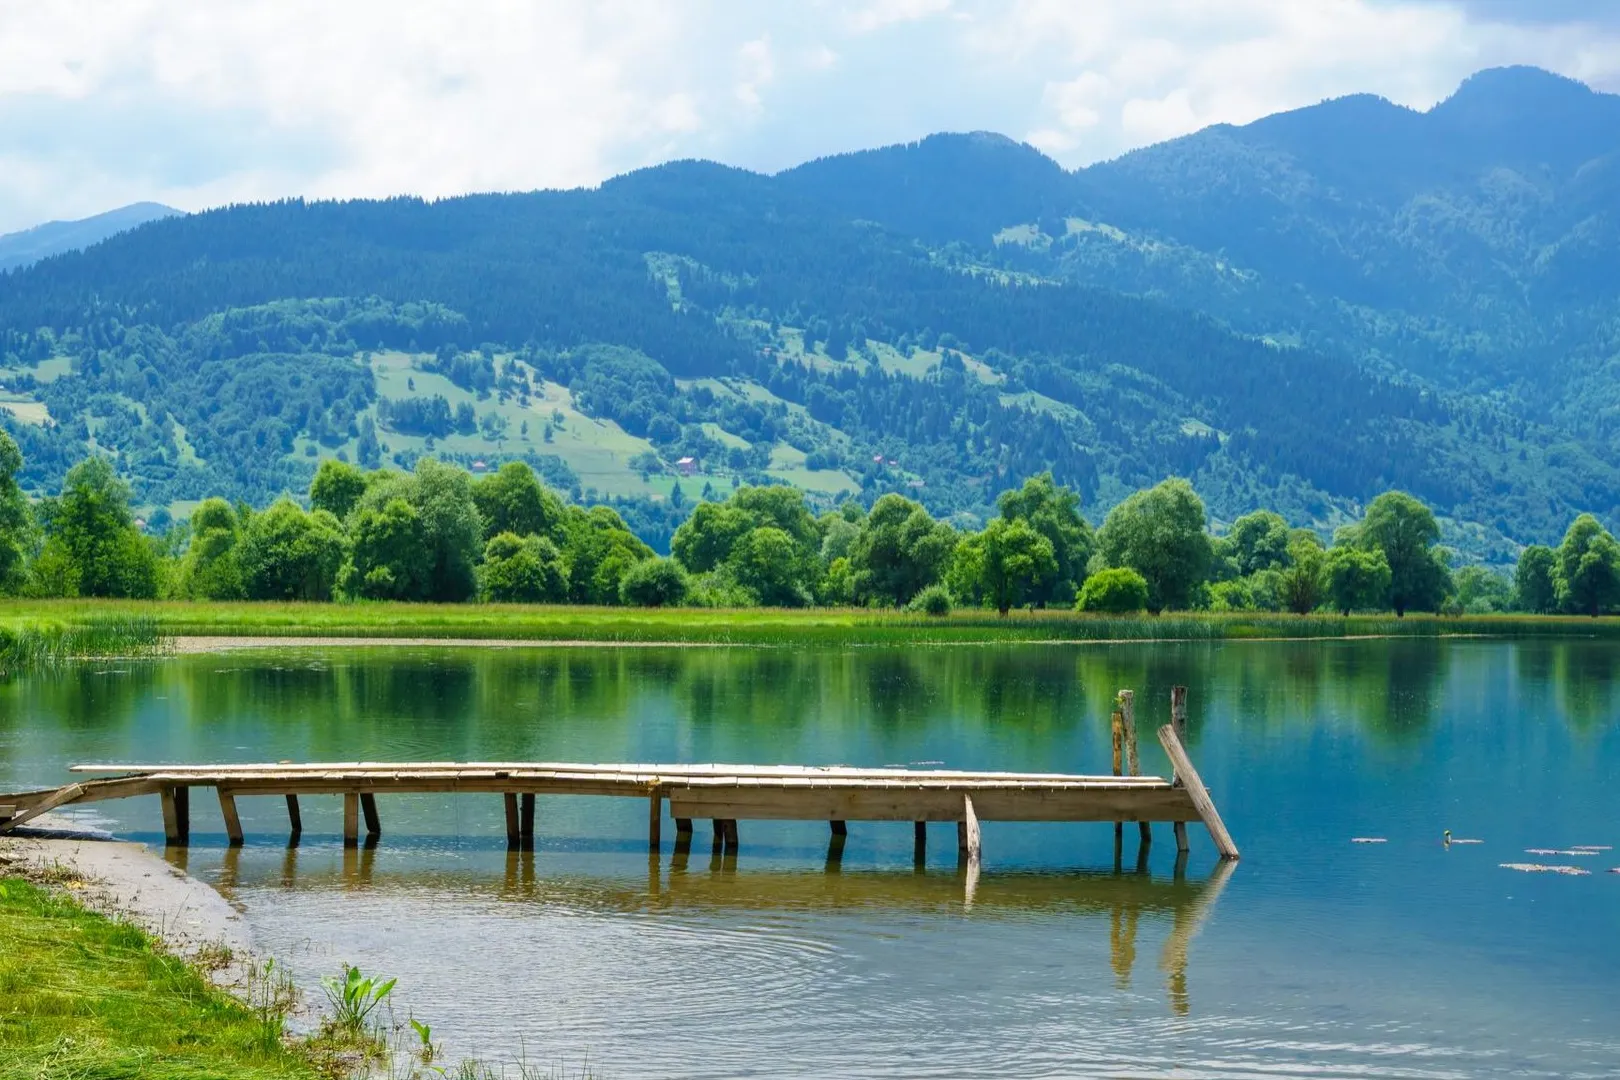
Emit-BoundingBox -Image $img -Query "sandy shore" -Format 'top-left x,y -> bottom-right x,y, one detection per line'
1,816 -> 257,986
170,635 -> 728,653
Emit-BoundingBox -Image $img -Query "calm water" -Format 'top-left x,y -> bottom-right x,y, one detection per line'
4,640 -> 1619,1078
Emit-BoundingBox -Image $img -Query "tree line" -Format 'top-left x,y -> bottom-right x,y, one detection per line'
1,427 -> 1615,617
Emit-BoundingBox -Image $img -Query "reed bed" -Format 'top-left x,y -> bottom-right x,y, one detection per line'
0,599 -> 1616,647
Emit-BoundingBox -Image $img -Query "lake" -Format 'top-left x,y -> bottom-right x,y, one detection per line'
3,639 -> 1618,1078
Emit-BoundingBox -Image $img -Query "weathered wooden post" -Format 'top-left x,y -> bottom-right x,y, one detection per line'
1120,690 -> 1150,848
218,789 -> 244,847
1158,722 -> 1239,859
1170,685 -> 1190,854
958,795 -> 981,863
1111,705 -> 1125,846
285,794 -> 303,837
914,821 -> 927,865
648,788 -> 662,851
342,792 -> 359,848
160,785 -> 191,846
360,794 -> 381,838
503,793 -> 520,848
519,793 -> 536,850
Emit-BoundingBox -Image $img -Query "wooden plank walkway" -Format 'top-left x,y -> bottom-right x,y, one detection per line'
1,697 -> 1239,862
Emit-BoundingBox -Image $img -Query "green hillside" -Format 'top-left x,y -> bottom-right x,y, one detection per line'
1,67 -> 1616,561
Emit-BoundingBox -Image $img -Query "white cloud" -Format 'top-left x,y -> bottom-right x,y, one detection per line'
0,0 -> 1618,233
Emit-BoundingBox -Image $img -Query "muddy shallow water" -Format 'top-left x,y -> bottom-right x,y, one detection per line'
4,640 -> 1618,1078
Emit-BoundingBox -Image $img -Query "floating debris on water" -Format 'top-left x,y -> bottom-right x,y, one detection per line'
1351,837 -> 1387,844
1500,863 -> 1591,876
1527,849 -> 1600,856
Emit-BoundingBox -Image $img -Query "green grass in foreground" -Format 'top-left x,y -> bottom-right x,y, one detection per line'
0,877 -> 318,1080
4,599 -> 1620,645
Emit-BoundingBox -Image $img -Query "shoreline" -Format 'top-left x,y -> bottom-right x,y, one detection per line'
0,817 -> 258,988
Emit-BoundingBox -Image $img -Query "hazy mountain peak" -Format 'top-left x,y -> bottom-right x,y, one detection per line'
0,202 -> 182,273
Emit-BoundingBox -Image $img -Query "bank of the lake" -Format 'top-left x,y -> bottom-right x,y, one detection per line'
7,598 -> 1620,647
0,872 -> 318,1080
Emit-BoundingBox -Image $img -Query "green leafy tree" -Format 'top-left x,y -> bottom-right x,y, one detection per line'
1276,535 -> 1327,615
820,556 -> 855,606
973,517 -> 1058,615
35,457 -> 159,598
728,526 -> 813,607
237,499 -> 346,600
479,532 -> 568,603
1222,510 -> 1291,577
1452,565 -> 1513,614
1076,568 -> 1149,613
1356,491 -> 1449,616
309,459 -> 368,520
1095,478 -> 1211,613
341,497 -> 429,600
1556,514 -> 1620,616
1514,544 -> 1558,614
995,472 -> 1093,606
344,459 -> 483,601
1325,546 -> 1392,615
178,498 -> 245,599
848,494 -> 957,607
561,505 -> 653,604
619,556 -> 690,607
471,462 -> 565,542
0,430 -> 33,593
671,502 -> 755,573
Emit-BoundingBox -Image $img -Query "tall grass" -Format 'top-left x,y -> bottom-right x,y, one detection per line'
0,613 -> 168,677
1,599 -> 1619,647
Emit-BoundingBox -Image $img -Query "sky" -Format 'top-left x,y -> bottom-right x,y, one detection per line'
2,0 -> 1619,233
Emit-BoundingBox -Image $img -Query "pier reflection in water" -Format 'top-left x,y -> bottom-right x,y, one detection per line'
206,839 -> 1234,1016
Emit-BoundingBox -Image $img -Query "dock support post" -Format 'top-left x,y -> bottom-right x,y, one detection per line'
1120,690 -> 1151,848
218,790 -> 244,847
914,821 -> 926,864
711,818 -> 725,853
504,794 -> 520,848
830,819 -> 847,837
160,786 -> 190,846
360,793 -> 381,838
1157,722 -> 1239,859
285,795 -> 303,837
342,793 -> 360,847
648,789 -> 662,851
722,819 -> 739,852
519,794 -> 536,850
1170,685 -> 1190,853
1111,706 -> 1125,846
957,795 -> 981,863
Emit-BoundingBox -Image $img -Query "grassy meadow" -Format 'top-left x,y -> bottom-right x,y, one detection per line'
6,599 -> 1620,647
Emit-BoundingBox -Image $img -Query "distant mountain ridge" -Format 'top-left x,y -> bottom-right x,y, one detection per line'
0,202 -> 182,273
0,67 -> 1614,563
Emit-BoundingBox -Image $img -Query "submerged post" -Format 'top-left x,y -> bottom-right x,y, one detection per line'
504,793 -> 520,848
648,788 -> 662,851
1111,707 -> 1125,845
285,794 -> 303,836
519,794 -> 536,850
360,794 -> 381,838
342,793 -> 360,847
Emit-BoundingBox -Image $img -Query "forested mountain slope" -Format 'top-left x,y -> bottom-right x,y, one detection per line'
0,67 -> 1615,561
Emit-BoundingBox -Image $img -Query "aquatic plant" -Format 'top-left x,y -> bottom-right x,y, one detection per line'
321,963 -> 398,1033
0,612 -> 167,678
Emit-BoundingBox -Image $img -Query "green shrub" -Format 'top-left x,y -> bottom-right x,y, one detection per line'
1077,568 -> 1150,614
619,557 -> 690,607
906,584 -> 952,616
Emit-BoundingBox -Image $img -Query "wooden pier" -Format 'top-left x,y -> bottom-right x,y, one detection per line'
1,694 -> 1239,862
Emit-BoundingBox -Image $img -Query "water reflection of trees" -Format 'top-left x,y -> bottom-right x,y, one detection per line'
9,639 -> 1615,772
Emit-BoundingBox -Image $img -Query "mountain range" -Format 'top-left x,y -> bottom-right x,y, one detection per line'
0,203 -> 182,273
1,65 -> 1616,562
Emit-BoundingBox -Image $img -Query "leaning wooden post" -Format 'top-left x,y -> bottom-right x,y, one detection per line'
1170,685 -> 1190,853
285,794 -> 303,837
1110,707 -> 1125,845
360,793 -> 381,838
958,794 -> 981,863
218,789 -> 245,847
1157,723 -> 1239,859
1120,690 -> 1150,847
